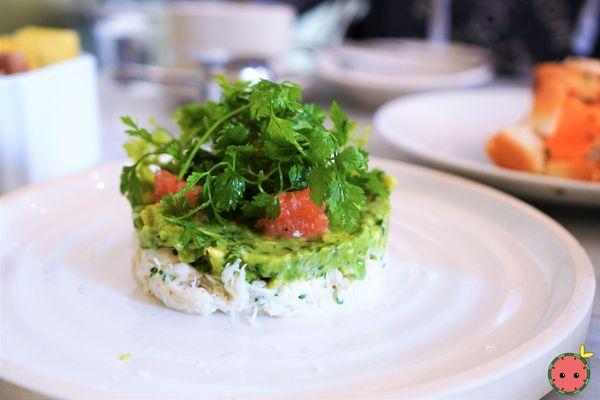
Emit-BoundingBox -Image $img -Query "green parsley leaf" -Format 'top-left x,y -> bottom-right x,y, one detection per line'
288,164 -> 308,190
249,86 -> 272,120
266,115 -> 302,151
212,170 -> 245,212
120,159 -> 154,208
329,101 -> 357,146
307,166 -> 332,207
326,176 -> 365,230
120,164 -> 142,205
241,192 -> 280,219
336,146 -> 367,174
121,75 -> 390,235
306,128 -> 336,163
302,103 -> 326,124
214,122 -> 250,150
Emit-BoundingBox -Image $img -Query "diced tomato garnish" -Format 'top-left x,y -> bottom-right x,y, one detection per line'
257,188 -> 329,238
154,170 -> 201,203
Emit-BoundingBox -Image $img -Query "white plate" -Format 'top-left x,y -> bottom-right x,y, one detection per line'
374,87 -> 600,206
0,160 -> 594,399
318,39 -> 493,106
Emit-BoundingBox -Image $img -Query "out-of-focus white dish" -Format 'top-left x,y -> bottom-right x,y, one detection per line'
0,159 -> 594,399
318,39 -> 493,106
169,1 -> 294,64
375,87 -> 600,206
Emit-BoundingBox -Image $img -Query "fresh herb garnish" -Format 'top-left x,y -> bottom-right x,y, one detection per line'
120,77 -> 390,231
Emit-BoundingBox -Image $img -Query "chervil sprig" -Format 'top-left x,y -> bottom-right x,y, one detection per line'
120,76 -> 390,230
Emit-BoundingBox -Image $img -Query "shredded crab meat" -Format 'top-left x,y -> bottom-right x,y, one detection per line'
133,246 -> 386,318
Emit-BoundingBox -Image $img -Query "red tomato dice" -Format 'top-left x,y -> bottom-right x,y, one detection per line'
154,170 -> 200,203
258,188 -> 329,238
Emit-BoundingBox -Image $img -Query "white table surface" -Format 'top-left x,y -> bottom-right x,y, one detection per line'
1,76 -> 598,399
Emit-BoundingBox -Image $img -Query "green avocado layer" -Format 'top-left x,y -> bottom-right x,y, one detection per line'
135,195 -> 391,287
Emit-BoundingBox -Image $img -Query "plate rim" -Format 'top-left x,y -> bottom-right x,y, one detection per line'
317,40 -> 494,92
0,159 -> 595,398
372,158 -> 596,397
373,87 -> 600,195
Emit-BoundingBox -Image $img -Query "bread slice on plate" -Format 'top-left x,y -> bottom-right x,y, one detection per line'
531,63 -> 567,137
486,123 -> 545,173
531,58 -> 600,138
487,57 -> 600,182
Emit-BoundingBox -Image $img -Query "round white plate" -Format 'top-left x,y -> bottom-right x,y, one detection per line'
0,160 -> 594,399
318,39 -> 493,106
374,87 -> 600,206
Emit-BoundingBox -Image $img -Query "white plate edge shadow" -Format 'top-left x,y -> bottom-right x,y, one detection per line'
318,54 -> 494,91
373,87 -> 600,206
0,159 -> 596,399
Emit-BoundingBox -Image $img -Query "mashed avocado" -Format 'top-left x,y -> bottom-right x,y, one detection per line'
136,195 -> 390,287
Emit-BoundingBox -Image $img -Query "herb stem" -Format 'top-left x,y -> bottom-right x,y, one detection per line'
241,176 -> 259,184
178,104 -> 250,180
200,173 -> 226,224
277,163 -> 283,192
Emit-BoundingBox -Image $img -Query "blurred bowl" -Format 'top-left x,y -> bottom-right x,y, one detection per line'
318,39 -> 494,106
169,1 -> 295,66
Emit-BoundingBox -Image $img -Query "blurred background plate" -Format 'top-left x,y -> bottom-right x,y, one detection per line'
374,87 -> 600,206
318,39 -> 494,106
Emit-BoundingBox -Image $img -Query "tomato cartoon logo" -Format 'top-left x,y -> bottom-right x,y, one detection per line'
548,344 -> 594,395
